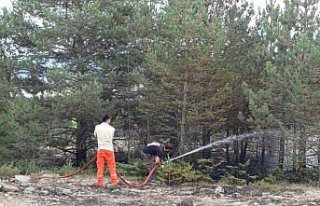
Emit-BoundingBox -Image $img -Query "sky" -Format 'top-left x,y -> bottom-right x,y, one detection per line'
0,0 -> 269,11
0,0 -> 12,10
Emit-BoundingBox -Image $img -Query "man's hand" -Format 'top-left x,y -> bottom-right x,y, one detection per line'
155,156 -> 161,165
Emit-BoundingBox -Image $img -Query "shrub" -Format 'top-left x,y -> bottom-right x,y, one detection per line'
156,161 -> 202,185
117,160 -> 148,178
56,159 -> 76,176
15,160 -> 41,175
0,163 -> 20,177
220,175 -> 247,185
281,168 -> 320,184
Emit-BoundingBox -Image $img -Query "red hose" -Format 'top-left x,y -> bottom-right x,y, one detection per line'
28,155 -> 158,188
116,164 -> 159,187
33,156 -> 97,180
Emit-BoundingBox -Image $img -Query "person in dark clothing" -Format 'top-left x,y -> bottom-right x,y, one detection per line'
142,142 -> 173,164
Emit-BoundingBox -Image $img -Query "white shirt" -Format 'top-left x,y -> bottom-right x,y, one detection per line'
94,123 -> 115,151
147,142 -> 161,147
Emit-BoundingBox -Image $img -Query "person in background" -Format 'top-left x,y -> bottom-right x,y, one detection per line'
94,114 -> 118,188
142,142 -> 173,165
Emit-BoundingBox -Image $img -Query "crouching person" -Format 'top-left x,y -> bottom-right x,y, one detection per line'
142,142 -> 173,165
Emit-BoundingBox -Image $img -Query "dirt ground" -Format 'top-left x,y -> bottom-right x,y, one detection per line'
1,176 -> 320,206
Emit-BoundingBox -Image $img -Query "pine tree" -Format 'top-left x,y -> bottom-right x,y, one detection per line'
143,0 -> 231,153
245,0 -> 320,169
0,0 -> 153,165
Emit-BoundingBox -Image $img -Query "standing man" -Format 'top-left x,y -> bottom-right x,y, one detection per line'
94,114 -> 118,187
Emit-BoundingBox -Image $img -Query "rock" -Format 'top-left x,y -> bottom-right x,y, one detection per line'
41,190 -> 50,195
236,186 -> 244,190
214,185 -> 225,194
269,195 -> 283,202
261,192 -> 270,197
232,192 -> 241,198
179,198 -> 194,206
39,174 -> 59,178
24,186 -> 36,194
251,202 -> 260,206
1,183 -> 20,192
15,175 -> 31,183
179,190 -> 194,196
216,193 -> 224,198
61,188 -> 72,195
198,188 -> 211,193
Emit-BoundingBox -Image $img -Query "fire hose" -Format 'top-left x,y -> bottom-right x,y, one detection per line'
30,155 -> 159,187
33,156 -> 97,180
26,130 -> 276,185
116,164 -> 159,187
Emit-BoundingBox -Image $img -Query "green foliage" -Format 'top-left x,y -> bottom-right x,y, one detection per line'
0,164 -> 20,177
15,160 -> 42,175
254,167 -> 320,186
156,161 -> 202,185
250,179 -> 280,191
0,0 -> 319,181
220,175 -> 247,186
244,0 -> 320,129
56,159 -> 77,176
117,161 -> 148,178
280,168 -> 320,185
196,158 -> 214,175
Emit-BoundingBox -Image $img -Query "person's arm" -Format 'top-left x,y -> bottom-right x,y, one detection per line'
154,145 -> 164,164
94,126 -> 97,138
155,156 -> 161,164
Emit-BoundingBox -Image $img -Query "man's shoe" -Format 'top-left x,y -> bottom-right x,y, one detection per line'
105,182 -> 121,190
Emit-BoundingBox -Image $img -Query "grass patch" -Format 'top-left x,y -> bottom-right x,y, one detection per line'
0,163 -> 20,177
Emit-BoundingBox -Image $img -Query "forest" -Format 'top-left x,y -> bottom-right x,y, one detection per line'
0,0 -> 319,180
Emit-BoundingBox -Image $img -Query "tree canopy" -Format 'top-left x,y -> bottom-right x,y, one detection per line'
0,0 -> 319,169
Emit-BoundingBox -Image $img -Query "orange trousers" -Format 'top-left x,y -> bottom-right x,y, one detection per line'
96,149 -> 118,185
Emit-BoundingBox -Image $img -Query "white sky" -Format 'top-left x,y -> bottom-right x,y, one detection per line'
0,0 -> 12,10
249,0 -> 267,10
0,0 -> 269,11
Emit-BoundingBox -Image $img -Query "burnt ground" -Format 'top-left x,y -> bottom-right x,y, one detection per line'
1,175 -> 320,206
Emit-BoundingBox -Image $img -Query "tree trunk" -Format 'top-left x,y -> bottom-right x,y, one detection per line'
240,140 -> 248,163
279,135 -> 285,170
179,80 -> 188,153
226,144 -> 230,164
202,126 -> 211,159
260,136 -> 266,175
298,138 -> 306,170
293,141 -> 297,172
75,148 -> 87,167
318,139 -> 320,165
75,130 -> 87,166
233,127 -> 239,163
74,120 -> 88,166
225,130 -> 230,164
234,141 -> 239,163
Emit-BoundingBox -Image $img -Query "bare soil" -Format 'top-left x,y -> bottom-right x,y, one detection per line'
1,176 -> 320,206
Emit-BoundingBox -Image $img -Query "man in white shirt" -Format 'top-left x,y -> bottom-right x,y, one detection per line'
94,114 -> 118,187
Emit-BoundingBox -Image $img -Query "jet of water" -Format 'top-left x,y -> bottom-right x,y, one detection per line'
170,130 -> 279,162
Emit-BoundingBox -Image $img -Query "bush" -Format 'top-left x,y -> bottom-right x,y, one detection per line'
156,161 -> 202,185
0,163 -> 20,177
15,160 -> 42,175
220,175 -> 247,185
56,159 -> 77,176
281,168 -> 320,184
117,160 -> 148,178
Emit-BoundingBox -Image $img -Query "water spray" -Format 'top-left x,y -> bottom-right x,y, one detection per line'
170,130 -> 279,162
